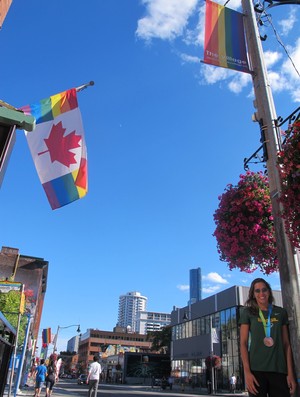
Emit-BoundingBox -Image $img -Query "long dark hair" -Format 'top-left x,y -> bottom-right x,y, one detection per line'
245,278 -> 274,315
47,359 -> 56,375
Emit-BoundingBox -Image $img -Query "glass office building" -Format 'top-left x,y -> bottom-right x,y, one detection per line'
189,267 -> 202,303
170,285 -> 283,391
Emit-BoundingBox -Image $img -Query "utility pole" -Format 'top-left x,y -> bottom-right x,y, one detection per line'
241,0 -> 300,394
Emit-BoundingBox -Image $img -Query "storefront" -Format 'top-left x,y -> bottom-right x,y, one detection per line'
0,311 -> 16,396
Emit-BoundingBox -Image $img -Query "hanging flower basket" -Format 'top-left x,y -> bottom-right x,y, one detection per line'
205,355 -> 222,369
277,120 -> 300,248
213,171 -> 278,274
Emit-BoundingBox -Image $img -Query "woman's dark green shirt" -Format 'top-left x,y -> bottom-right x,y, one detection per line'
239,305 -> 288,374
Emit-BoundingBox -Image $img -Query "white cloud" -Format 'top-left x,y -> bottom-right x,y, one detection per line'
201,64 -> 231,84
282,38 -> 300,79
264,50 -> 282,68
202,285 -> 221,294
136,0 -> 199,41
177,284 -> 189,291
278,9 -> 297,36
185,2 -> 205,47
277,37 -> 300,101
136,0 -> 300,102
180,53 -> 201,64
203,272 -> 229,284
228,72 -> 252,94
290,87 -> 300,102
268,71 -> 291,93
225,0 -> 242,10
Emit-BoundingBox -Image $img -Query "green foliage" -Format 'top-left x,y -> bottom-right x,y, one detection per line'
147,326 -> 171,354
0,290 -> 27,345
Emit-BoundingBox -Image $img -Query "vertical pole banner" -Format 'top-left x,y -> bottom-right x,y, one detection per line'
204,0 -> 251,74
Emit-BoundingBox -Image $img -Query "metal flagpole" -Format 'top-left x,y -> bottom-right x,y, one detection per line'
241,0 -> 300,394
75,81 -> 95,92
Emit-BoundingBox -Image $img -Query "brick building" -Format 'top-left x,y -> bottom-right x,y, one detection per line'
78,327 -> 152,372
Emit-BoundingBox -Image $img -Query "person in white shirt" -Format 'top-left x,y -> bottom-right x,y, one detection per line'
230,374 -> 237,393
87,356 -> 102,397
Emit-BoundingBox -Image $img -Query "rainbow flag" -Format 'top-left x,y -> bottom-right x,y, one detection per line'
22,88 -> 88,210
203,0 -> 250,73
42,328 -> 51,346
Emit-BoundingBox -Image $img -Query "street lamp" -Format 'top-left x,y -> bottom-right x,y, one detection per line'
53,324 -> 81,353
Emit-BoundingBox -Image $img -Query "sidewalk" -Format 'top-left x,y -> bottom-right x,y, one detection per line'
147,383 -> 247,396
4,383 -> 248,397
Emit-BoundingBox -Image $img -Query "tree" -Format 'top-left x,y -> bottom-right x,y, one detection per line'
0,290 -> 27,344
147,326 -> 171,354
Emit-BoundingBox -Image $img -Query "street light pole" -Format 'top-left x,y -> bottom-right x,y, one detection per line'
241,0 -> 300,394
53,324 -> 81,354
13,314 -> 32,397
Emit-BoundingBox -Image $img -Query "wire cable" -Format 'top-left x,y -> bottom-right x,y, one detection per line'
262,11 -> 300,79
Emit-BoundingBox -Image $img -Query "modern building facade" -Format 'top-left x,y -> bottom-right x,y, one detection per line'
189,267 -> 202,304
67,335 -> 80,353
137,311 -> 171,334
117,291 -> 147,333
171,285 -> 282,390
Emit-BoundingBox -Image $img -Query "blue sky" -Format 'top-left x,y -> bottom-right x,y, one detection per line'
1,0 -> 299,353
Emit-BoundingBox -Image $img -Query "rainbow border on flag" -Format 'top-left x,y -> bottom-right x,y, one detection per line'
43,157 -> 87,209
22,89 -> 78,124
204,0 -> 250,73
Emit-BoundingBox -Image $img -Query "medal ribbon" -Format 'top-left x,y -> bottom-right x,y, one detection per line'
259,304 -> 272,338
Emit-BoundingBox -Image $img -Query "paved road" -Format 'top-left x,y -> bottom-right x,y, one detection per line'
7,379 -> 247,397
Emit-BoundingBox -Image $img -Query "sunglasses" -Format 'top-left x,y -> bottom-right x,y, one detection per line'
254,287 -> 268,293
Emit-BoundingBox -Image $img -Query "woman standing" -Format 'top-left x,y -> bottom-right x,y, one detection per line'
239,278 -> 296,396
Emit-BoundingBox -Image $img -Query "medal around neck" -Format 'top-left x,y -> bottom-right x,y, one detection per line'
259,305 -> 273,347
263,337 -> 274,347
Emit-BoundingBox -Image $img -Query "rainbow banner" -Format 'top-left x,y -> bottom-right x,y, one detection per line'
42,328 -> 51,346
22,88 -> 88,210
203,0 -> 250,73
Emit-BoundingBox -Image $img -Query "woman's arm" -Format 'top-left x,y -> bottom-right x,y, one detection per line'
240,324 -> 259,395
282,324 -> 297,395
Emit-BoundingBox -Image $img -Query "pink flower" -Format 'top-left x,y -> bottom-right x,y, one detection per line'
213,172 -> 278,274
277,120 -> 300,248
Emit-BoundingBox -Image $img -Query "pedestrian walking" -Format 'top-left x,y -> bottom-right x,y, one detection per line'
239,278 -> 296,397
34,359 -> 47,397
45,359 -> 57,397
168,376 -> 174,390
230,373 -> 236,393
87,355 -> 102,397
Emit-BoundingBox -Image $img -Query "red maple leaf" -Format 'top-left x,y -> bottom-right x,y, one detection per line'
38,121 -> 81,167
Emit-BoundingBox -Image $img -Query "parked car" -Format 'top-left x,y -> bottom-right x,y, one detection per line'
77,374 -> 87,385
